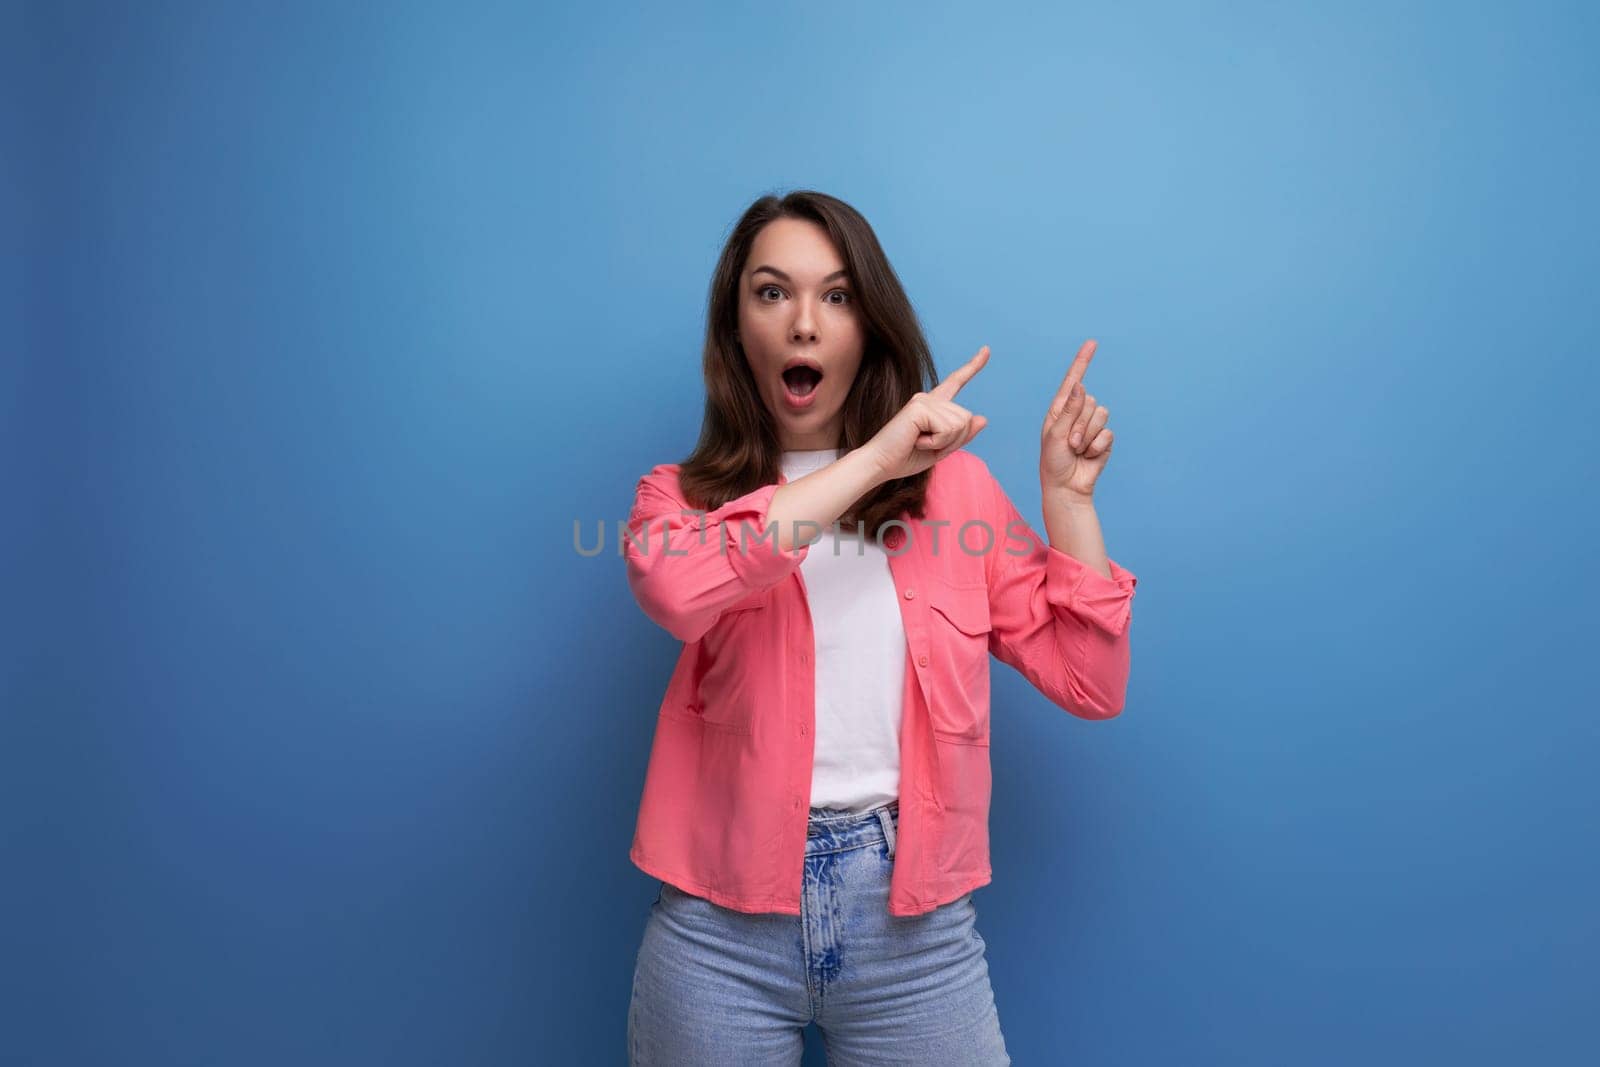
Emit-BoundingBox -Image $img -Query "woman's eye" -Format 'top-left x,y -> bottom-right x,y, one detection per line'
757,285 -> 849,305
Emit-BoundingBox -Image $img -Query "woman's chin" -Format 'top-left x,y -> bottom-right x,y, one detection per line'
770,399 -> 841,442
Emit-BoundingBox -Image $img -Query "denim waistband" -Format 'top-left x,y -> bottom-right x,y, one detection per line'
805,800 -> 899,858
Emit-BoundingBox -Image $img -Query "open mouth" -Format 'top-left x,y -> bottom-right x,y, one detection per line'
781,363 -> 823,397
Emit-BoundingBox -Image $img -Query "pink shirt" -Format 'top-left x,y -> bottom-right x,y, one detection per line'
624,448 -> 1139,916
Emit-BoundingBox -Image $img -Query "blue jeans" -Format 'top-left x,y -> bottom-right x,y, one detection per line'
628,801 -> 1011,1065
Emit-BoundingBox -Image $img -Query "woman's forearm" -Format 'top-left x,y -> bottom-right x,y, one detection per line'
1041,486 -> 1112,581
765,448 -> 888,552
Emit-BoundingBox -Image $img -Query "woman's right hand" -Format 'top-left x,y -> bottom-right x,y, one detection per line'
863,345 -> 991,483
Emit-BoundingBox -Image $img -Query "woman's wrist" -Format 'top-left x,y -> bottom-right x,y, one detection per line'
1042,483 -> 1096,512
1041,484 -> 1112,580
848,443 -> 897,489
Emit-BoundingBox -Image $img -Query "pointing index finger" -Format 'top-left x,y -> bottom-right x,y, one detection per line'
1048,339 -> 1098,416
931,345 -> 990,400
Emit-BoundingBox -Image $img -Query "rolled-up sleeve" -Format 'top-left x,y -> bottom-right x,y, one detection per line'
982,464 -> 1139,719
625,468 -> 809,642
1044,546 -> 1139,639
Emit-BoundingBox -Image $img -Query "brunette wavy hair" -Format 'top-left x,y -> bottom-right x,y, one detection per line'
676,190 -> 939,535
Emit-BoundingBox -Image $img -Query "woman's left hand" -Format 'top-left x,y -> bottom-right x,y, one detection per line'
1040,339 -> 1115,500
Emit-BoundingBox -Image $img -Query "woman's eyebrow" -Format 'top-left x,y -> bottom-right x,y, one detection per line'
750,265 -> 851,284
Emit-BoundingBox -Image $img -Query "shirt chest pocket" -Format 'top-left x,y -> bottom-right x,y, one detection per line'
690,586 -> 774,733
925,575 -> 993,744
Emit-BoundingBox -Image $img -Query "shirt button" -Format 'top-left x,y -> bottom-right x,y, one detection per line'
799,722 -> 808,735
799,652 -> 809,664
904,588 -> 916,599
918,654 -> 929,667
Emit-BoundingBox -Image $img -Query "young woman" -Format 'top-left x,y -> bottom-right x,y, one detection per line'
623,190 -> 1138,1064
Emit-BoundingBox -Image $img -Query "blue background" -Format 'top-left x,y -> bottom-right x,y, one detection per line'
8,1 -> 1597,1063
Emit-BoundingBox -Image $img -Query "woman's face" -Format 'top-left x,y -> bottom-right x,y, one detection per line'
737,218 -> 865,451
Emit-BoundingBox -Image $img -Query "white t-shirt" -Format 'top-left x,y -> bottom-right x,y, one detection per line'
779,448 -> 905,812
